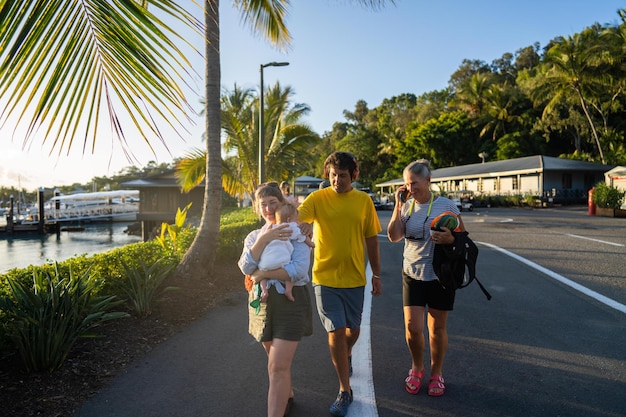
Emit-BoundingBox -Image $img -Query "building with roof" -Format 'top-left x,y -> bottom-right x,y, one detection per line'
604,166 -> 626,209
376,155 -> 613,205
293,175 -> 324,202
123,171 -> 204,240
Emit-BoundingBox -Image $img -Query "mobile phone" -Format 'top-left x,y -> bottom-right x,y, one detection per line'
400,189 -> 410,203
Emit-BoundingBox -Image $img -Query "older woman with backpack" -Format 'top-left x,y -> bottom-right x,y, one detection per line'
386,159 -> 465,397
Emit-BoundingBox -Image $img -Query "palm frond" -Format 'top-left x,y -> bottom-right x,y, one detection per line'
175,148 -> 206,192
0,0 -> 202,158
233,0 -> 291,50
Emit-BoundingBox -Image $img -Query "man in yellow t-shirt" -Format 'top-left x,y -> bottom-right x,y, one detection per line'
298,151 -> 382,417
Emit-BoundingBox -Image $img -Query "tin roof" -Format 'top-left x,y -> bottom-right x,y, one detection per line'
376,155 -> 613,187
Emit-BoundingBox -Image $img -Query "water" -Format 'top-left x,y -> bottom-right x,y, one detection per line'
0,223 -> 142,273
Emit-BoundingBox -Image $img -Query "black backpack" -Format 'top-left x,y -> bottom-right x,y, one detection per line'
433,231 -> 492,300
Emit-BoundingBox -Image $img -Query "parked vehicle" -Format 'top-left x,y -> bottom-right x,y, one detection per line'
368,192 -> 394,210
447,190 -> 474,212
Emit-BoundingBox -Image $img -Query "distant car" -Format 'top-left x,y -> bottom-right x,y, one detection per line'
366,193 -> 388,210
369,192 -> 395,210
452,197 -> 473,212
448,191 -> 474,212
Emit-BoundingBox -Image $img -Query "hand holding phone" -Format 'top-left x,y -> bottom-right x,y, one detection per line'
399,188 -> 410,203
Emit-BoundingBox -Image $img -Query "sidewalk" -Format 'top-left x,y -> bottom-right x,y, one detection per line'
73,289 -> 336,417
73,239 -> 626,417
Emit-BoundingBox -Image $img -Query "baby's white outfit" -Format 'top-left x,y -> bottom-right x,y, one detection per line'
258,222 -> 307,294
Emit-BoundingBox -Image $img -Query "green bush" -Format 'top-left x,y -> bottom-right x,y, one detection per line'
218,207 -> 260,260
506,195 -> 523,206
120,258 -> 177,318
0,207 -> 261,362
524,195 -> 538,207
592,182 -> 625,209
0,265 -> 128,372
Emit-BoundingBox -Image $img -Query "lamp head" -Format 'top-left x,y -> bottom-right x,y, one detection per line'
263,61 -> 289,68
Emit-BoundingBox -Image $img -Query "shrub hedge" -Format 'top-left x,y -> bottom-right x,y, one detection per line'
0,207 -> 259,356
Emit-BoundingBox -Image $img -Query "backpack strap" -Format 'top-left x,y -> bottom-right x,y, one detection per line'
456,232 -> 492,301
474,276 -> 492,300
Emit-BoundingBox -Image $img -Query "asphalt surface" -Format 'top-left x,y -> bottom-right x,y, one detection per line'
74,206 -> 626,417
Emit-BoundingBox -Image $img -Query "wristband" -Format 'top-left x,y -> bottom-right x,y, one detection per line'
372,275 -> 381,279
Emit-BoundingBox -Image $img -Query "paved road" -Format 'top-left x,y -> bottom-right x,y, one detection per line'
74,206 -> 626,417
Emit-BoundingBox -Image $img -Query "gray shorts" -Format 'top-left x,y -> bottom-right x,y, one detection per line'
314,284 -> 364,332
248,285 -> 313,342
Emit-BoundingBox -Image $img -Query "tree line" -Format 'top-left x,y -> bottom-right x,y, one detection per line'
12,11 -> 626,206
212,10 -> 625,195
1,2 -> 621,279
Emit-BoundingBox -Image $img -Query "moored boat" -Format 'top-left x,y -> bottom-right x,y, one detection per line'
16,190 -> 140,225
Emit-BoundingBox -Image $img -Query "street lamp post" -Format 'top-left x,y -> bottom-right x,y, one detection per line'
259,61 -> 289,185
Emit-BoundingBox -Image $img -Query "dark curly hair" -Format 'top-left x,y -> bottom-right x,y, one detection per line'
323,152 -> 359,180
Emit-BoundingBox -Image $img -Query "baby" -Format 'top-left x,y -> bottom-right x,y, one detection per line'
256,203 -> 314,303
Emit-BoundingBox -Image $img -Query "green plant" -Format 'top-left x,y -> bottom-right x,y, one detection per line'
524,195 -> 538,207
506,195 -> 523,206
217,207 -> 260,260
592,182 -> 625,209
120,258 -> 177,318
156,203 -> 192,257
0,264 -> 128,372
0,206 -> 260,350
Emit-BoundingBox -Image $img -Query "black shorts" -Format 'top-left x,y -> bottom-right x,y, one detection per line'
402,271 -> 455,311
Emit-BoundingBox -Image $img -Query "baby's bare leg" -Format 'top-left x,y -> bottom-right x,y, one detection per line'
284,280 -> 295,302
260,279 -> 269,302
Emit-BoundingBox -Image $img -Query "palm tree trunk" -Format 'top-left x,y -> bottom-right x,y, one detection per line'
575,87 -> 606,164
176,0 -> 222,278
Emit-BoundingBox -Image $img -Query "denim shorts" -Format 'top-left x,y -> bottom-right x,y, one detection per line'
402,271 -> 455,311
314,284 -> 364,332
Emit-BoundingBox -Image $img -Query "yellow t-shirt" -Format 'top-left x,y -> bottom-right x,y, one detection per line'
298,187 -> 382,288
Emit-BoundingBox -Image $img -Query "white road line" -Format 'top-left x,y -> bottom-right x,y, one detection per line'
565,233 -> 625,247
347,264 -> 378,417
478,241 -> 626,315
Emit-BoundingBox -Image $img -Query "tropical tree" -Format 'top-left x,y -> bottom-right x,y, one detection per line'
262,83 -> 319,186
177,82 -> 319,200
448,58 -> 491,96
524,28 -> 608,164
478,83 -> 524,141
180,0 -> 395,279
452,71 -> 494,117
0,0 -> 395,280
334,101 -> 378,179
399,111 -> 480,169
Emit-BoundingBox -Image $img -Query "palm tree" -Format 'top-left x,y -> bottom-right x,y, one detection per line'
177,82 -> 319,201
479,83 -> 523,141
220,84 -> 258,198
0,0 -> 395,280
533,30 -> 607,164
262,83 -> 319,186
175,1 -> 394,279
453,72 -> 493,118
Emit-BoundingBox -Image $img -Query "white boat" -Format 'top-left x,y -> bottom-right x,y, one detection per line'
18,190 -> 140,224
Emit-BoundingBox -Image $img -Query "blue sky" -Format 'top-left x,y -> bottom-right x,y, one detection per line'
1,0 -> 623,190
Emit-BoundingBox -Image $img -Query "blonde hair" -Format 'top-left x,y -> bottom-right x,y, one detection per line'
275,202 -> 298,224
